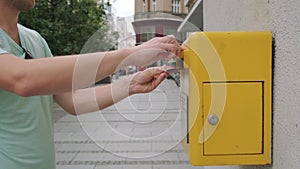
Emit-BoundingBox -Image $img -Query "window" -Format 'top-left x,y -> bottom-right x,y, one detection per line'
143,0 -> 146,12
172,0 -> 180,14
140,26 -> 155,42
152,0 -> 156,12
141,33 -> 156,43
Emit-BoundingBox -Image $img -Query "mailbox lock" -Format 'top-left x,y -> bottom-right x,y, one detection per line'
208,114 -> 219,126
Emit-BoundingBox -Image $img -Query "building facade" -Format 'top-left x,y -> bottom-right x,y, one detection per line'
132,0 -> 188,45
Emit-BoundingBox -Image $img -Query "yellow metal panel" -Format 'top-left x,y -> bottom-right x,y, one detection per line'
203,82 -> 263,155
180,31 -> 272,166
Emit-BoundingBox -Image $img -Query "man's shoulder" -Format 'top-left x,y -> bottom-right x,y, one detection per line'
18,24 -> 40,36
17,24 -> 43,39
17,24 -> 53,57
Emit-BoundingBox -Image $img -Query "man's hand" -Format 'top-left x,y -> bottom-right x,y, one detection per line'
122,35 -> 184,68
129,67 -> 168,95
138,35 -> 182,57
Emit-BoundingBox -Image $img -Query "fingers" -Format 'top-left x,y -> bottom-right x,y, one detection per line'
161,35 -> 182,58
142,67 -> 168,87
145,67 -> 165,76
163,35 -> 179,44
145,67 -> 168,90
132,35 -> 183,66
129,67 -> 167,94
152,71 -> 168,88
148,35 -> 180,55
159,43 -> 182,59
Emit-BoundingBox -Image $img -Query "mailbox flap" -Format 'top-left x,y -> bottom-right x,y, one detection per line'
203,82 -> 263,155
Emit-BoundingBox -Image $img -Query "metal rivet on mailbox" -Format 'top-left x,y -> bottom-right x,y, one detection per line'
208,115 -> 219,126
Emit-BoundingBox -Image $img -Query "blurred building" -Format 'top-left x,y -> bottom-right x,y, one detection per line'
116,16 -> 137,75
116,17 -> 136,49
132,0 -> 188,45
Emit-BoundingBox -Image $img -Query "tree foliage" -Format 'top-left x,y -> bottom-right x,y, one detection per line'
19,0 -> 117,56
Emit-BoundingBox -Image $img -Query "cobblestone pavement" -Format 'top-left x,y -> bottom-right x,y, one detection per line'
53,79 -> 211,169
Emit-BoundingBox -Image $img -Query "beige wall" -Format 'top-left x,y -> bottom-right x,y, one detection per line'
203,0 -> 300,168
160,0 -> 172,12
135,0 -> 146,13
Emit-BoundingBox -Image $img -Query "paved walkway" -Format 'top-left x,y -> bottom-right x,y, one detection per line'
53,78 -> 207,169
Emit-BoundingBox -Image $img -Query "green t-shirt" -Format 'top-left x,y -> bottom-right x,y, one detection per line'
0,24 -> 55,169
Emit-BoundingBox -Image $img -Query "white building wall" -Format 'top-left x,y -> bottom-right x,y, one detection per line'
204,0 -> 270,31
116,16 -> 135,49
203,0 -> 300,169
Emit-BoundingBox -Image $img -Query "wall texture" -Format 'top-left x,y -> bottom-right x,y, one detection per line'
203,0 -> 300,169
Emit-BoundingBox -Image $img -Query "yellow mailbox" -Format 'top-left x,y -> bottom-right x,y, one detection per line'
180,32 -> 272,166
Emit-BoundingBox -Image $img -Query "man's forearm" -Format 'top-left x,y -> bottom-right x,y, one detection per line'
55,76 -> 132,115
54,67 -> 167,115
0,48 -> 130,96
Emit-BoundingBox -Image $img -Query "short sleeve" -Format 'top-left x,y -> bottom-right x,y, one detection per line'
40,36 -> 53,57
0,48 -> 8,55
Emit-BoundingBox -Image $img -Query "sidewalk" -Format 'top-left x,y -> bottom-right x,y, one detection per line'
53,78 -> 205,169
